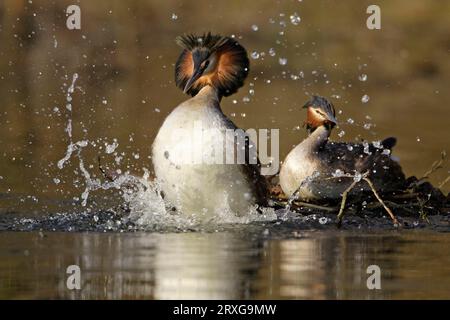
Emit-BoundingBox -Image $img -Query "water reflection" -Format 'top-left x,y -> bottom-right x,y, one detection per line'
0,230 -> 449,299
152,233 -> 259,299
260,235 -> 395,299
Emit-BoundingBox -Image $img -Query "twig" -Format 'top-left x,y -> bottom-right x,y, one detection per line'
387,193 -> 420,200
363,176 -> 399,227
272,198 -> 337,212
292,201 -> 337,212
422,150 -> 446,179
336,174 -> 366,227
438,175 -> 450,189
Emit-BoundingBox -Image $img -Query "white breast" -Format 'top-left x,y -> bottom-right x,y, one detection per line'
279,143 -> 318,198
280,126 -> 354,200
152,87 -> 260,219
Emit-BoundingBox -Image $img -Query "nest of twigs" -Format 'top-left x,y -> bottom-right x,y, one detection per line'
269,152 -> 450,228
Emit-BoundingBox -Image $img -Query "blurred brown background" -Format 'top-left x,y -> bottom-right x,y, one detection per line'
0,0 -> 448,213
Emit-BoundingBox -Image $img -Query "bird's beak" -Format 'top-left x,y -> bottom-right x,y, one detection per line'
327,113 -> 338,126
183,65 -> 204,94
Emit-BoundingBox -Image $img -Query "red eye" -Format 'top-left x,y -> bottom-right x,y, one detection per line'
201,60 -> 210,69
316,110 -> 325,117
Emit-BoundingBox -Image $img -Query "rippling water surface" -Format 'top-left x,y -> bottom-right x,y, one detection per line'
1,227 -> 450,299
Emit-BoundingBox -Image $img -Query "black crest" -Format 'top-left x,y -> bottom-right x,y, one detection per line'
175,33 -> 229,52
303,95 -> 336,117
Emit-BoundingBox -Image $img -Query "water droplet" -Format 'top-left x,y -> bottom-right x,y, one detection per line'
290,13 -> 301,25
347,118 -> 354,124
372,140 -> 382,149
361,94 -> 370,103
332,169 -> 345,178
319,217 -> 327,224
251,24 -> 259,31
171,13 -> 178,20
363,123 -> 372,130
278,57 -> 288,66
338,130 -> 345,138
353,172 -> 362,182
242,96 -> 250,103
269,48 -> 276,56
363,141 -> 371,155
358,74 -> 368,81
105,140 -> 119,154
251,51 -> 260,60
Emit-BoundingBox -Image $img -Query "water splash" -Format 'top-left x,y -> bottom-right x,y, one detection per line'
282,171 -> 321,218
52,74 -> 277,226
57,73 -> 79,169
123,176 -> 276,228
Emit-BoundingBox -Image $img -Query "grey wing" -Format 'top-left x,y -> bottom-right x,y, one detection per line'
221,113 -> 269,205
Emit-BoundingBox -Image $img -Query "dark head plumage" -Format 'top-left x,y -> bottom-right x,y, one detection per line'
175,32 -> 249,97
303,95 -> 338,131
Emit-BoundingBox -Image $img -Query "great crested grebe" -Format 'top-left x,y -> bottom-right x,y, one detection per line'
279,96 -> 406,200
152,33 -> 267,218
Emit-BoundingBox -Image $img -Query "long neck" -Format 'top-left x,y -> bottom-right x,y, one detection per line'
193,85 -> 221,104
185,85 -> 225,116
303,125 -> 331,151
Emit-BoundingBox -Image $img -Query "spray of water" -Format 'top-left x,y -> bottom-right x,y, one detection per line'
55,74 -> 276,227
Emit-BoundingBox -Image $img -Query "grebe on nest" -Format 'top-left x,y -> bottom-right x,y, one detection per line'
279,96 -> 406,201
